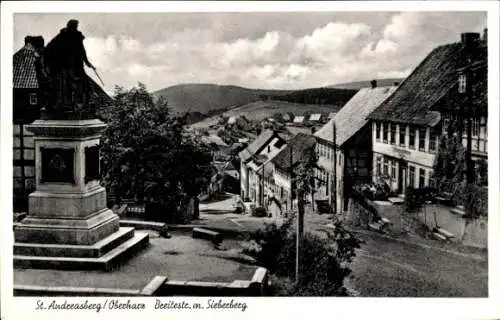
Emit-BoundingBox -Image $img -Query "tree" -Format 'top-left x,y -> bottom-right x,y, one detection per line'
433,129 -> 487,219
101,83 -> 214,223
292,143 -> 318,282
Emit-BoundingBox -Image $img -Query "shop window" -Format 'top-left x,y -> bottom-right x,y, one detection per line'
419,168 -> 425,188
409,166 -> 415,187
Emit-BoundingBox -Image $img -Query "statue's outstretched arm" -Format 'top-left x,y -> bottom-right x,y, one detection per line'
81,41 -> 95,69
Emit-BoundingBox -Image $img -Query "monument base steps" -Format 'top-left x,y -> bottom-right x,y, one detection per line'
14,230 -> 149,271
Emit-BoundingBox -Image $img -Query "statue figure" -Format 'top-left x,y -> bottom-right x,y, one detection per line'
40,19 -> 97,119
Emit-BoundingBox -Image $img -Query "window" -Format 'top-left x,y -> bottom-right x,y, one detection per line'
376,157 -> 381,176
472,118 -> 479,136
29,93 -> 37,105
409,126 -> 416,149
399,125 -> 406,147
409,166 -> 415,187
429,128 -> 437,153
375,122 -> 380,141
382,123 -> 388,143
390,124 -> 396,145
391,160 -> 396,180
383,158 -> 389,176
458,73 -> 466,94
419,168 -> 425,188
419,128 -> 426,151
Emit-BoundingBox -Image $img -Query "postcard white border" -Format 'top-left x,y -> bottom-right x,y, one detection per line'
1,1 -> 499,320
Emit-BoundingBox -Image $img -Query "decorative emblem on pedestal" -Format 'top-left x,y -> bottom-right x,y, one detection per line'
40,147 -> 75,183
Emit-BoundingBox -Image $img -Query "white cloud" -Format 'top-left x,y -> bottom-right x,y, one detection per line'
80,12 -> 485,91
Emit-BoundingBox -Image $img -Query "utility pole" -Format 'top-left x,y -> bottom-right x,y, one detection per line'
289,145 -> 293,214
465,68 -> 474,185
332,120 -> 337,217
260,162 -> 265,207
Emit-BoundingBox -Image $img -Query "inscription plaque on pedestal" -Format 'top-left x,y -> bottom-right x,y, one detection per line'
85,145 -> 100,183
40,147 -> 75,183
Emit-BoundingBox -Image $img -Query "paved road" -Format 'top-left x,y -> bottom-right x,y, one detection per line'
199,195 -> 488,297
305,211 -> 487,297
348,230 -> 487,297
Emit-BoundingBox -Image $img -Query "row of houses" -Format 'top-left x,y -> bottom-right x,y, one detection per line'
239,30 -> 488,217
224,112 -> 334,127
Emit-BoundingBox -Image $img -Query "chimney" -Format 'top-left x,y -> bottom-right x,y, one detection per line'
482,28 -> 488,44
461,32 -> 480,49
311,127 -> 316,134
370,79 -> 377,89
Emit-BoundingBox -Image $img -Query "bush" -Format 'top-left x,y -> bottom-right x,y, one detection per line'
252,207 -> 268,217
245,219 -> 363,296
404,186 -> 423,213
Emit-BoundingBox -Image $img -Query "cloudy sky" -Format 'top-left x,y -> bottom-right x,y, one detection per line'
14,11 -> 486,92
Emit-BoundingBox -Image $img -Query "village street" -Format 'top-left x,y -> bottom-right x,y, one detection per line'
198,193 -> 488,297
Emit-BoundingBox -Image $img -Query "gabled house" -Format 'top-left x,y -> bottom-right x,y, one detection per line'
367,31 -> 487,194
13,36 -> 44,211
308,113 -> 323,122
314,82 -> 398,213
238,130 -> 287,205
269,133 -> 316,217
293,115 -> 305,125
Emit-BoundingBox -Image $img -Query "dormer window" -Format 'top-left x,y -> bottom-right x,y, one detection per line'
458,73 -> 467,94
29,93 -> 37,105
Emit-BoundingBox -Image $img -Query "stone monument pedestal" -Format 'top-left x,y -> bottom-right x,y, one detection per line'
14,119 -> 149,271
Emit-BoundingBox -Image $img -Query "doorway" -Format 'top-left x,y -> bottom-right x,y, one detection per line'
398,161 -> 408,194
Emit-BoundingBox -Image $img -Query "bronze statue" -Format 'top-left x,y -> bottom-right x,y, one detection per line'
40,19 -> 97,119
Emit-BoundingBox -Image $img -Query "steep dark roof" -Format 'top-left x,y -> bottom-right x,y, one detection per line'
368,41 -> 487,125
433,61 -> 487,116
271,133 -> 316,171
13,42 -> 113,108
13,43 -> 39,89
238,129 -> 276,162
315,86 -> 397,147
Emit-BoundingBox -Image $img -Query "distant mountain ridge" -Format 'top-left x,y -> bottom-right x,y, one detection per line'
153,83 -> 291,115
153,79 -> 401,123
